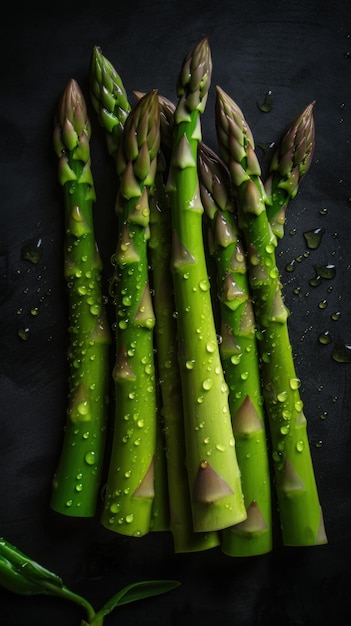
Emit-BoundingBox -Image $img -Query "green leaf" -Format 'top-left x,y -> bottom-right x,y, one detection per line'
95,580 -> 181,619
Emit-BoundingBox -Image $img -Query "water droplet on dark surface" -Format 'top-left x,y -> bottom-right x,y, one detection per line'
318,331 -> 332,345
21,238 -> 43,264
332,342 -> 351,363
257,90 -> 273,112
303,228 -> 325,250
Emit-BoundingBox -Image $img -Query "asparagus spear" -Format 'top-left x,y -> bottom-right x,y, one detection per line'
51,79 -> 111,517
101,90 -> 160,538
215,86 -> 327,546
89,45 -> 131,162
264,102 -> 315,239
166,38 -> 246,533
133,89 -> 220,549
149,146 -> 220,551
198,144 -> 273,556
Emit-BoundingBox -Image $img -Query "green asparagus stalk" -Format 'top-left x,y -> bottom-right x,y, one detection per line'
135,89 -> 220,549
166,38 -> 246,533
198,144 -> 273,556
148,145 -> 220,551
0,537 -> 180,626
264,102 -> 315,239
101,90 -> 160,538
215,86 -> 327,546
89,45 -> 131,162
51,79 -> 111,517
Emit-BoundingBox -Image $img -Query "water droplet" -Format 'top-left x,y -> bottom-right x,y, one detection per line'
30,307 -> 39,316
318,331 -> 332,345
257,90 -> 273,112
296,440 -> 304,452
289,377 -> 301,390
75,483 -> 83,492
77,401 -> 89,416
110,502 -> 120,514
126,514 -> 134,524
17,327 -> 30,340
314,264 -> 336,280
303,228 -> 325,250
84,451 -> 96,465
186,359 -> 195,370
21,238 -> 43,264
66,499 -> 73,508
206,340 -> 217,353
199,279 -> 210,292
332,342 -> 351,363
331,311 -> 341,321
319,411 -> 328,420
294,400 -> 303,412
318,299 -> 328,309
202,378 -> 213,390
285,261 -> 295,273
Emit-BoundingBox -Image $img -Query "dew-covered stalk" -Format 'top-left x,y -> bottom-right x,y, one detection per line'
89,45 -> 131,163
101,90 -> 160,538
198,144 -> 272,556
166,38 -> 246,533
149,147 -> 219,551
264,102 -> 315,239
51,79 -> 111,517
215,86 -> 327,546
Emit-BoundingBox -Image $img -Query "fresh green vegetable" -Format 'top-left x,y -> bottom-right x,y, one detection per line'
264,102 -> 315,239
148,136 -> 220,551
89,45 -> 131,163
215,86 -> 327,546
0,537 -> 180,626
166,38 -> 246,533
101,89 -> 160,538
51,78 -> 111,517
198,143 -> 273,556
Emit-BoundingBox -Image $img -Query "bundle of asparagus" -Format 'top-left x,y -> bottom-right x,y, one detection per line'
51,38 -> 327,554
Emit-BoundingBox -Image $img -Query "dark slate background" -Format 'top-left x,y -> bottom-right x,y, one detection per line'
1,1 -> 351,624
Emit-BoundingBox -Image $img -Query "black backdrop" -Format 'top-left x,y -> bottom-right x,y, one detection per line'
1,1 -> 351,624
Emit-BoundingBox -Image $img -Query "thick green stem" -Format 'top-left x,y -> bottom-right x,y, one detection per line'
215,86 -> 327,546
149,158 -> 219,551
51,79 -> 111,517
101,90 -> 160,537
167,39 -> 246,533
198,145 -> 272,556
